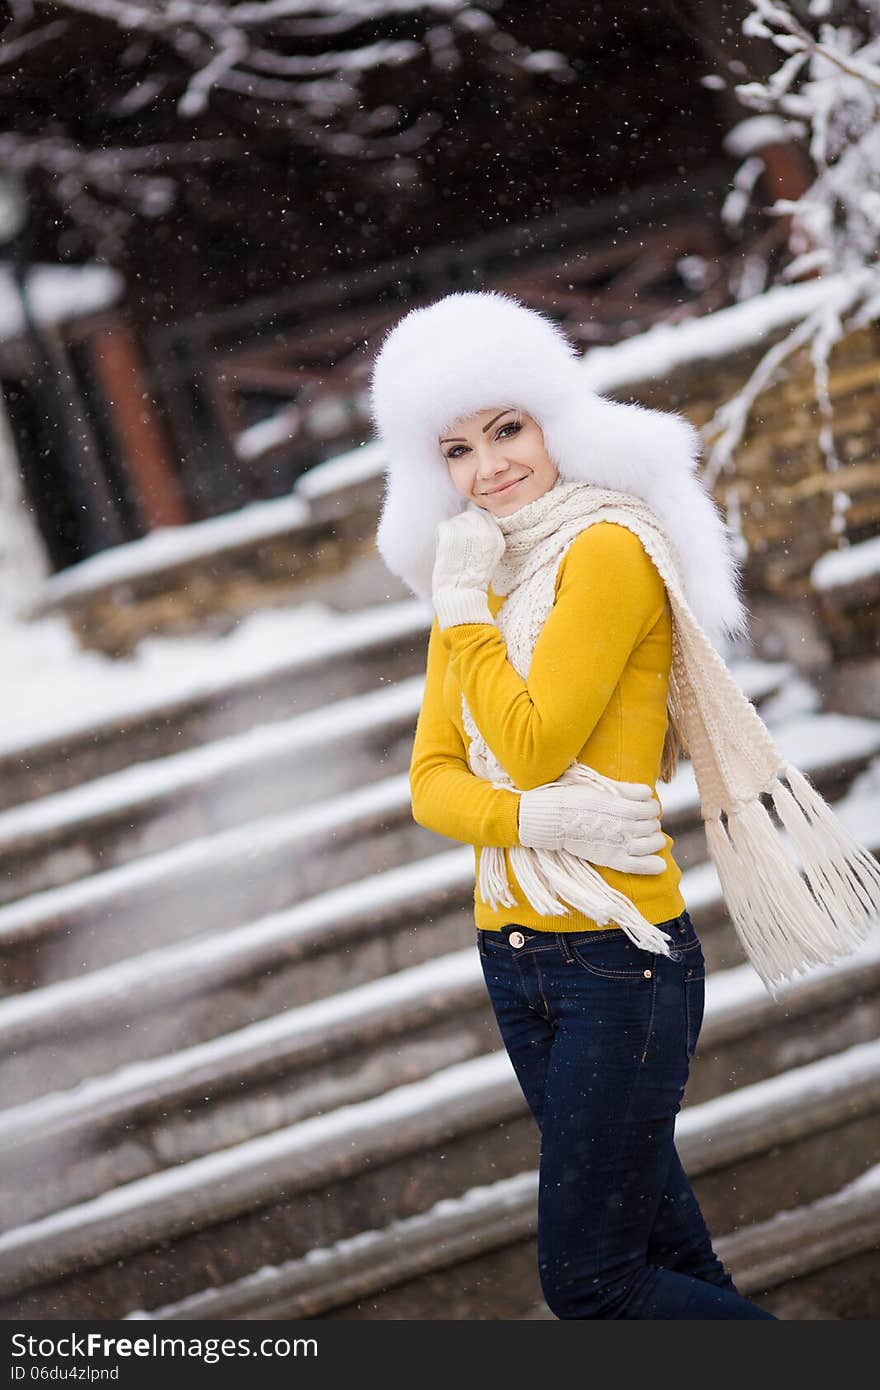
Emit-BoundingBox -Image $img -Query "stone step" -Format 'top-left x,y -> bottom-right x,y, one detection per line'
123,1160 -> 880,1321
0,654 -> 797,905
0,773 -> 430,993
0,600 -> 431,812
0,1033 -> 878,1318
1,709 -> 875,995
1,935 -> 878,1229
710,1164 -> 880,1320
0,769 -> 876,1108
28,448 -> 389,656
0,851 -> 477,1106
0,677 -> 424,908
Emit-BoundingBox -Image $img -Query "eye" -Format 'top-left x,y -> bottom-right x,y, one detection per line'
444,418 -> 521,460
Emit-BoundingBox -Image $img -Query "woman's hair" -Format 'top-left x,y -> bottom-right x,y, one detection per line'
660,717 -> 685,784
661,681 -> 688,784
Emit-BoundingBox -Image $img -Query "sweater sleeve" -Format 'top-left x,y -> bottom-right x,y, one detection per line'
409,615 -> 523,847
439,521 -> 668,792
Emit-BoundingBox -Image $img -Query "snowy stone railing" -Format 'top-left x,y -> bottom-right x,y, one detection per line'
26,443 -> 390,655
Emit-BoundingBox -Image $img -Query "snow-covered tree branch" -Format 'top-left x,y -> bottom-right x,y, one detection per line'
703,0 -> 880,543
0,0 -> 578,259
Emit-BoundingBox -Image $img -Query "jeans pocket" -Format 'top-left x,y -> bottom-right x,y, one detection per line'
567,929 -> 656,982
665,910 -> 703,965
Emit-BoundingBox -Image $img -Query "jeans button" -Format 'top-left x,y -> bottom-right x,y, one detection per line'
509,931 -> 525,948
643,968 -> 652,978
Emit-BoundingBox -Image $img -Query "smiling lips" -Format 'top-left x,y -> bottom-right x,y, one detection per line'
485,476 -> 526,496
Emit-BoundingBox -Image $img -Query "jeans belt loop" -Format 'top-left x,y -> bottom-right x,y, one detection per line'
557,931 -> 575,964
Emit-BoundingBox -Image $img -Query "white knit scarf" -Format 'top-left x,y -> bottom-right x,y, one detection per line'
461,477 -> 880,998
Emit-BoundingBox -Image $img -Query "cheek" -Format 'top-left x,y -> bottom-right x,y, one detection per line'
519,427 -> 542,453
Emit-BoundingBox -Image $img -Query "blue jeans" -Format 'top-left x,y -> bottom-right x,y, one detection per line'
477,909 -> 777,1319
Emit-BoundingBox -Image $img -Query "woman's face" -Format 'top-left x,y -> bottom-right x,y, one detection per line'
439,406 -> 559,513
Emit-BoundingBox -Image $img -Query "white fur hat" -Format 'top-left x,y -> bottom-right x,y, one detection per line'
369,290 -> 748,648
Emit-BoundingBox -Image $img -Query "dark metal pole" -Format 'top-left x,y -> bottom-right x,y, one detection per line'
9,227 -> 119,559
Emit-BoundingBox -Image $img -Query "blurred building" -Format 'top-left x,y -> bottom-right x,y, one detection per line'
0,0 -> 805,567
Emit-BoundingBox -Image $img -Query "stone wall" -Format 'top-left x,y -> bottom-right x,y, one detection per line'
620,320 -> 880,716
627,322 -> 880,598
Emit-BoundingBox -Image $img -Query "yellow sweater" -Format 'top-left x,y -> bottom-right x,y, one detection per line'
409,520 -> 686,932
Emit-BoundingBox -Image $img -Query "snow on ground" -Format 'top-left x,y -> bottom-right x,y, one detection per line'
1,743 -> 877,1043
1,1031 -> 877,1262
0,264 -> 123,343
0,587 -> 435,759
812,533 -> 880,591
0,642 -> 789,843
0,678 -> 424,845
0,602 -> 334,755
285,438 -> 387,499
6,923 -> 880,1155
28,439 -> 385,608
34,494 -> 311,605
2,710 -> 877,950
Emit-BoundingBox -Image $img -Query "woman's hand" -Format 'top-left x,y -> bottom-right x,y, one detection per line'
432,504 -> 507,630
518,778 -> 667,874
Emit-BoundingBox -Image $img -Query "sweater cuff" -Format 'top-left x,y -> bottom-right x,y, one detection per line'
433,586 -> 495,631
516,789 -> 562,850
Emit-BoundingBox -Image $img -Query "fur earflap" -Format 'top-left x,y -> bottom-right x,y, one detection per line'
370,290 -> 748,649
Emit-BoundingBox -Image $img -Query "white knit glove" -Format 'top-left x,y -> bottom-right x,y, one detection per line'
432,504 -> 506,630
518,778 -> 667,874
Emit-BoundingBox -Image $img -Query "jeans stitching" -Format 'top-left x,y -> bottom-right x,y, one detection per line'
587,1030 -> 652,1309
683,940 -> 706,984
561,928 -> 627,944
568,946 -> 651,981
486,926 -> 629,950
533,956 -> 552,1022
640,969 -> 657,1064
558,932 -> 575,964
685,976 -> 704,1058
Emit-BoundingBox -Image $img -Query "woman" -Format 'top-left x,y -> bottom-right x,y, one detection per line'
368,291 -> 880,1319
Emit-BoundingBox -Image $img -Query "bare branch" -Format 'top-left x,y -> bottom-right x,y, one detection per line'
0,18 -> 68,63
706,1 -> 880,558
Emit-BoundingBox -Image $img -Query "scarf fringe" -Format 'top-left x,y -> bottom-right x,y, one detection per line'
779,762 -> 880,914
479,845 -> 677,956
477,844 -> 520,911
704,761 -> 880,998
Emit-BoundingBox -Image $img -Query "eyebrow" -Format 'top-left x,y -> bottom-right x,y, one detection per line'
440,409 -> 515,445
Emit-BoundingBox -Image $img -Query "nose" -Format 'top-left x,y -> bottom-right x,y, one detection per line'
476,448 -> 513,482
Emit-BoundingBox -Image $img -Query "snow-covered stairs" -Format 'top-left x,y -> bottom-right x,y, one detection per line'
0,677 -> 425,908
2,937 -> 880,1232
130,1160 -> 880,1322
3,1020 -> 880,1319
1,723 -> 877,1106
0,585 -> 878,1317
0,601 -> 429,814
